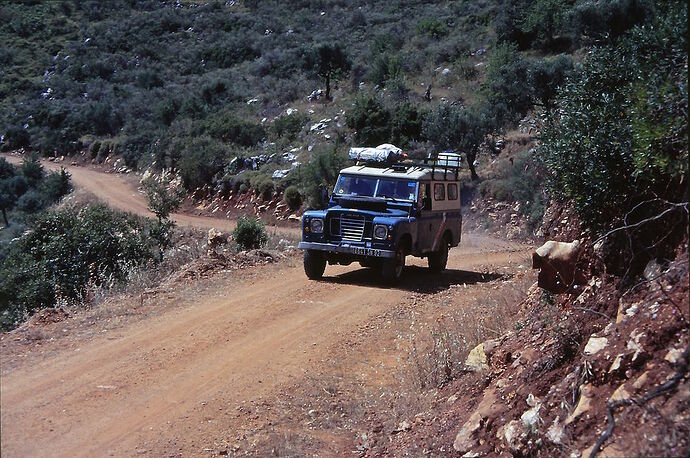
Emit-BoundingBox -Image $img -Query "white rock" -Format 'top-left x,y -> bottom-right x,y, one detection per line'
546,416 -> 564,444
521,404 -> 540,431
584,336 -> 608,355
665,347 -> 684,365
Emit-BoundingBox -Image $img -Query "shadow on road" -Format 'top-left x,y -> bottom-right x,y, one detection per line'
323,265 -> 507,293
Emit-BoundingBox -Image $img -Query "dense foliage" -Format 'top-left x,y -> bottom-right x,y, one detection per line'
0,156 -> 72,234
539,4 -> 687,272
0,204 -> 155,329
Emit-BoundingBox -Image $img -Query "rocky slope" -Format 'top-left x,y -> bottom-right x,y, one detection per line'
382,208 -> 689,457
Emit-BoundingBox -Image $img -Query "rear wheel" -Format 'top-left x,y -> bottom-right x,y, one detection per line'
382,247 -> 405,283
304,250 -> 326,279
428,238 -> 449,272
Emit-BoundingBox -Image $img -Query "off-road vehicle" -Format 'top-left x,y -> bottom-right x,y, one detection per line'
298,145 -> 462,283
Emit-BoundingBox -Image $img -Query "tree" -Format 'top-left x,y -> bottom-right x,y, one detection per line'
0,179 -> 15,227
520,0 -> 568,49
20,154 -> 44,187
539,5 -> 687,275
0,158 -> 16,226
345,95 -> 391,146
308,44 -> 351,100
528,54 -> 573,110
483,43 -> 533,128
141,172 -> 184,261
423,104 -> 489,180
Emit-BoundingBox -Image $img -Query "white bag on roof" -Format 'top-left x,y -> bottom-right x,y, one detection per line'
349,144 -> 403,163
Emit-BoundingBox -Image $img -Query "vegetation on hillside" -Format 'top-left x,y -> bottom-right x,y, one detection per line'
1,0 -> 660,197
539,3 -> 688,276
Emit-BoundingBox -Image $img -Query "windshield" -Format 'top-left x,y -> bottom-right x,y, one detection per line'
334,175 -> 417,201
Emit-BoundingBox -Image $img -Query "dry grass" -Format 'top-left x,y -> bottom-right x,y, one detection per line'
404,273 -> 535,390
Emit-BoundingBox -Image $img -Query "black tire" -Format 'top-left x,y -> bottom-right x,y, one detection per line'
304,250 -> 326,279
381,247 -> 405,283
428,238 -> 449,272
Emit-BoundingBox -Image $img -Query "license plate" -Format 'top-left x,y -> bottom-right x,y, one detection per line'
352,247 -> 382,257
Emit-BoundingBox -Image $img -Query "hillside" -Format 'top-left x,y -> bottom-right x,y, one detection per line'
0,0 -> 660,205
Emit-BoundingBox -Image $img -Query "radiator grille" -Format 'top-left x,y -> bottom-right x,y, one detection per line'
338,214 -> 366,241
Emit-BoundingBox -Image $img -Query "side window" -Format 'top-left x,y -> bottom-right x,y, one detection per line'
447,183 -> 458,200
434,183 -> 445,201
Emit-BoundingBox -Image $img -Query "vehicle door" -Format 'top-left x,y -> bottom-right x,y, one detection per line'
418,181 -> 446,253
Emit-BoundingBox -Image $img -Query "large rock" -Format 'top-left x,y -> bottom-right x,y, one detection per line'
532,240 -> 585,293
465,342 -> 490,372
566,384 -> 593,424
584,336 -> 608,356
453,411 -> 482,453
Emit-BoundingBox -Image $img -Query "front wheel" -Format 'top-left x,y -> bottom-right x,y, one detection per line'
428,238 -> 449,272
304,250 -> 326,279
382,247 -> 405,284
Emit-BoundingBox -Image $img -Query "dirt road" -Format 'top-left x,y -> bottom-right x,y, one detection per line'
2,154 -> 300,237
1,154 -> 533,456
1,240 -> 531,457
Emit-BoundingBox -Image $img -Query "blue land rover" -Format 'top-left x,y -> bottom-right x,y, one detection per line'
297,146 -> 462,283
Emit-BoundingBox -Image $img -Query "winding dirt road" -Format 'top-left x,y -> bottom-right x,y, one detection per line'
1,156 -> 533,457
2,154 -> 300,236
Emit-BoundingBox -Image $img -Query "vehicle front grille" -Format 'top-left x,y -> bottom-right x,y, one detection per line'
337,214 -> 366,241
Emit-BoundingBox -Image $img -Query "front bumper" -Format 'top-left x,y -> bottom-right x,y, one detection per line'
298,241 -> 396,258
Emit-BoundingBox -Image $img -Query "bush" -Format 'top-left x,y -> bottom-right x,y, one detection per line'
233,216 -> 268,250
283,185 -> 302,210
300,146 -> 348,208
238,183 -> 248,194
258,179 -> 274,200
2,126 -> 30,151
176,136 -> 227,190
271,113 -> 307,140
204,113 -> 265,147
345,95 -> 391,146
479,151 -> 546,229
416,18 -> 448,38
0,204 -> 155,330
539,6 -> 687,274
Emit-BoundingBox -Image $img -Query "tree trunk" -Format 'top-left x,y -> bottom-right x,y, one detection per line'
466,152 -> 479,181
325,73 -> 331,100
1,208 -> 9,227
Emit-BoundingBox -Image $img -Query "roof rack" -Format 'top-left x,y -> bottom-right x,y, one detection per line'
404,151 -> 463,181
348,146 -> 463,181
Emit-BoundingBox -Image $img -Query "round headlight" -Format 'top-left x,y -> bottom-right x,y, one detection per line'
310,218 -> 324,233
374,224 -> 388,240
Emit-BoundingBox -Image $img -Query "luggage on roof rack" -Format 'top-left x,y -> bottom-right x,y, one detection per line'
349,144 -> 404,163
348,144 -> 463,180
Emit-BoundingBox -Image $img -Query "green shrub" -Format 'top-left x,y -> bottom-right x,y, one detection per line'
271,113 -> 308,140
283,185 -> 302,210
233,216 -> 268,250
479,151 -> 546,229
258,179 -> 274,200
300,146 -> 348,208
345,95 -> 391,146
0,204 -> 155,330
204,113 -> 265,147
540,6 -> 687,233
238,183 -> 248,194
539,6 -> 687,275
89,140 -> 101,158
416,18 -> 448,38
